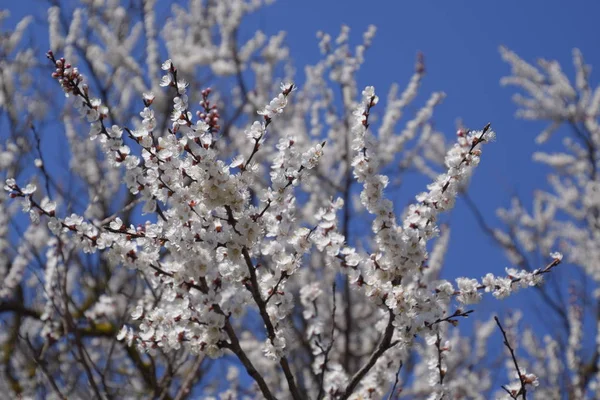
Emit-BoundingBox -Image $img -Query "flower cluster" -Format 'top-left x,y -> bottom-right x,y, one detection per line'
0,5 -> 578,399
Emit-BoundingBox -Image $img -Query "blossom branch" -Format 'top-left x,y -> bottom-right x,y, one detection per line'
22,334 -> 67,400
339,309 -> 396,400
240,247 -> 303,400
316,282 -> 337,400
385,361 -> 403,400
435,332 -> 445,385
495,316 -> 528,399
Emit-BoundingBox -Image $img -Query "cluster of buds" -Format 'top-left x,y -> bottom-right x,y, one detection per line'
415,51 -> 426,74
47,50 -> 86,97
197,88 -> 220,134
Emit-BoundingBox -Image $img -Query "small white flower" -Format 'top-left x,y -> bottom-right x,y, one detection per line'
64,213 -> 83,227
4,178 -> 16,191
161,59 -> 173,71
550,251 -> 563,261
48,217 -> 62,234
280,82 -> 296,93
116,326 -> 128,341
40,198 -> 56,213
131,305 -> 144,320
160,74 -> 172,87
143,92 -> 155,103
456,277 -> 482,304
22,183 -> 37,195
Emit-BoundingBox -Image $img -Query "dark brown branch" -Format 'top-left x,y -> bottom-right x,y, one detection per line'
241,247 -> 303,400
339,309 -> 396,400
0,301 -> 42,319
194,277 -> 276,400
220,317 -> 276,400
316,282 -> 337,400
435,332 -> 445,385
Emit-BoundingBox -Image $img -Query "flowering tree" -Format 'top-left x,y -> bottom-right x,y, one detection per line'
466,47 -> 600,399
2,1 -> 593,399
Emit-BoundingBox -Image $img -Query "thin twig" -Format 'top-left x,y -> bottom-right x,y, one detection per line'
22,334 -> 67,400
173,356 -> 206,400
386,361 -> 403,400
435,332 -> 445,385
339,309 -> 396,400
317,282 -> 337,400
494,316 -> 527,400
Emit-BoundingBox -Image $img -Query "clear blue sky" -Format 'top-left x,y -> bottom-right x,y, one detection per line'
5,0 -> 600,357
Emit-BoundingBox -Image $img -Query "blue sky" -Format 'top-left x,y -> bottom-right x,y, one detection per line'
251,1 -> 600,320
5,0 -> 600,379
